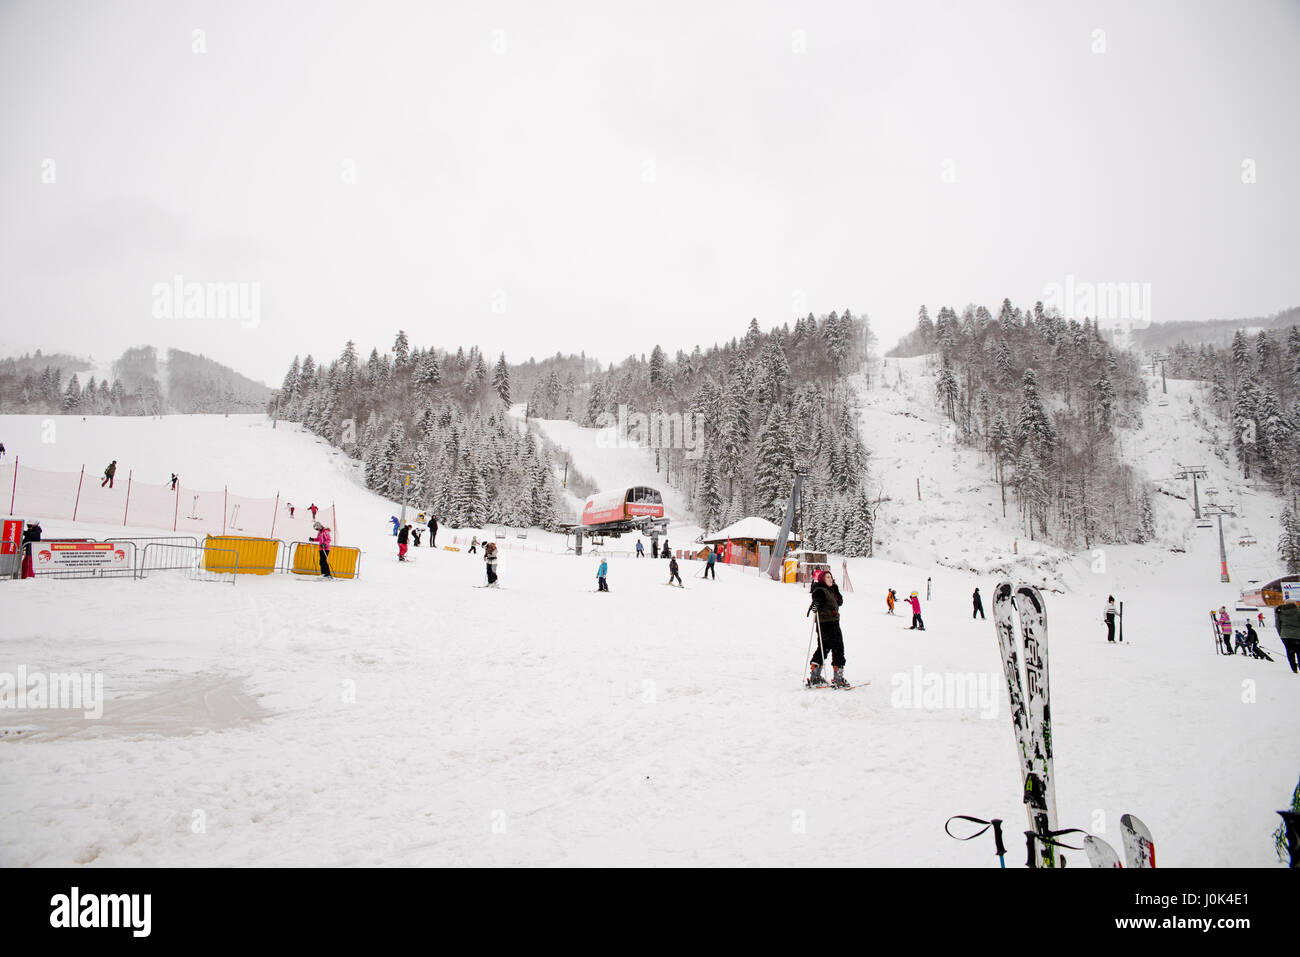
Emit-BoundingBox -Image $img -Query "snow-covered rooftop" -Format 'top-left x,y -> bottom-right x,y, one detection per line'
700,516 -> 801,544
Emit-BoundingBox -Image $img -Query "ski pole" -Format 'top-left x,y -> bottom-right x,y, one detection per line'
944,815 -> 1006,867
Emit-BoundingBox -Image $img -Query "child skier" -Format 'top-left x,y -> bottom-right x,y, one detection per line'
411,526 -> 422,548
886,588 -> 896,615
597,558 -> 609,592
1104,596 -> 1120,642
310,521 -> 333,578
469,536 -> 478,554
667,555 -> 683,586
309,503 -> 319,520
397,523 -> 411,561
483,541 -> 498,586
908,591 -> 925,630
972,587 -> 985,620
807,569 -> 848,688
636,540 -> 645,558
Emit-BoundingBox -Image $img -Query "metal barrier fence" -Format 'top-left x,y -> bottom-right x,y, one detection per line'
287,541 -> 361,579
29,540 -> 139,580
140,542 -> 239,585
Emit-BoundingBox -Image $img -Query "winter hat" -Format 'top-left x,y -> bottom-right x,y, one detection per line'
313,522 -> 323,530
910,591 -> 918,597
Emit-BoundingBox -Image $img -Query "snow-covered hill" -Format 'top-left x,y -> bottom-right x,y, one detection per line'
1,403 -> 1297,867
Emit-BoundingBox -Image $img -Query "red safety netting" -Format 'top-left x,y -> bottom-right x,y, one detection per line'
1,461 -> 339,541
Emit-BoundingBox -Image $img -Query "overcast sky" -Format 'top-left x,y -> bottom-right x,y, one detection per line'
2,0 -> 1297,385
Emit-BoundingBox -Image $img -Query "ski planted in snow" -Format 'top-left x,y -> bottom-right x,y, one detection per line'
1120,814 -> 1156,868
992,582 -> 1059,868
1083,835 -> 1123,868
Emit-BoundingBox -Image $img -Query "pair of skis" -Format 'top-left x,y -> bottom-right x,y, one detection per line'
1083,815 -> 1156,868
992,583 -> 1058,867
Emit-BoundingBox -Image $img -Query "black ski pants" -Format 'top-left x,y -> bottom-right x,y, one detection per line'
1283,639 -> 1300,674
973,602 -> 985,619
319,550 -> 332,578
811,619 -> 846,668
1106,615 -> 1116,642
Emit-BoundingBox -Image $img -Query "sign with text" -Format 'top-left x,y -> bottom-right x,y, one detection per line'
36,541 -> 131,571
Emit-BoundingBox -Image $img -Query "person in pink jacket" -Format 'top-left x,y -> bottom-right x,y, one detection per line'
1216,607 -> 1233,654
908,591 -> 925,631
311,522 -> 333,579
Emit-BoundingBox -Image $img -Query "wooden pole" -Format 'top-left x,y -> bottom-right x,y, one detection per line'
173,479 -> 180,532
916,477 -> 921,501
270,492 -> 280,539
9,456 -> 16,515
123,470 -> 132,526
73,465 -> 84,521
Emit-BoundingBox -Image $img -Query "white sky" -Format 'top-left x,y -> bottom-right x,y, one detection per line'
2,0 -> 1297,385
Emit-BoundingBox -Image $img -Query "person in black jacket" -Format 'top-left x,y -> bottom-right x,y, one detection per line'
972,587 -> 985,619
20,519 -> 41,579
397,523 -> 411,561
1276,601 -> 1300,674
807,569 -> 849,687
427,515 -> 438,548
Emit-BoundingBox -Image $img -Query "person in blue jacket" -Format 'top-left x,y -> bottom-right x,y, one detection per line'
703,548 -> 717,579
389,515 -> 400,536
597,559 -> 609,592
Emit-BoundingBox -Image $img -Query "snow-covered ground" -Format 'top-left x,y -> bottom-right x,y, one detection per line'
1,402 -> 1297,867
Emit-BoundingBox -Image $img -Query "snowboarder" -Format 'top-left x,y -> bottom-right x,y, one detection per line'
908,591 -> 925,631
1104,596 -> 1120,642
169,473 -> 179,491
1275,601 -> 1300,674
310,521 -> 333,578
483,541 -> 498,586
309,503 -> 319,520
20,519 -> 41,580
886,588 -> 896,615
469,536 -> 478,554
411,526 -> 422,548
427,515 -> 438,548
667,555 -> 683,587
101,460 -> 117,488
389,515 -> 400,536
1216,607 -> 1234,655
597,558 -> 609,592
807,569 -> 849,688
636,539 -> 645,558
703,548 -> 717,579
972,587 -> 985,619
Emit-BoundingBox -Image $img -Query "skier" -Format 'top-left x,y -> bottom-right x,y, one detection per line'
310,521 -> 333,578
397,523 -> 411,561
886,588 -> 896,615
309,503 -> 319,520
101,460 -> 117,488
0,441 -> 6,461
597,558 -> 609,592
1275,601 -> 1300,674
1236,621 -> 1261,657
1258,610 -> 1266,630
927,576 -> 932,600
20,519 -> 41,580
389,515 -> 400,536
1216,607 -> 1234,655
667,555 -> 683,587
287,502 -> 295,518
662,540 -> 671,559
703,548 -> 717,579
636,540 -> 645,558
807,569 -> 849,688
907,591 -> 925,631
972,587 -> 985,620
169,473 -> 179,491
483,541 -> 499,586
427,514 -> 438,548
411,526 -> 422,548
469,536 -> 478,554
1104,596 -> 1120,642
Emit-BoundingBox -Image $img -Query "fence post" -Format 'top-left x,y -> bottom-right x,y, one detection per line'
123,470 -> 132,526
73,465 -> 85,521
8,456 -> 16,515
270,492 -> 279,539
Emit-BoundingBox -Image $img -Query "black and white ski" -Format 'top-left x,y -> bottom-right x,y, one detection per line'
1120,814 -> 1156,868
993,582 -> 1059,868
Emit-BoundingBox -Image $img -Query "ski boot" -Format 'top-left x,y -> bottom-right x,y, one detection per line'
831,667 -> 850,689
806,663 -> 828,688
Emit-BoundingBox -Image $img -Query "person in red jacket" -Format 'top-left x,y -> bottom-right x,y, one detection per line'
311,522 -> 333,578
907,591 -> 925,631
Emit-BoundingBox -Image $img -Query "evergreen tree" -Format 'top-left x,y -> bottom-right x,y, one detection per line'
493,353 -> 511,405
